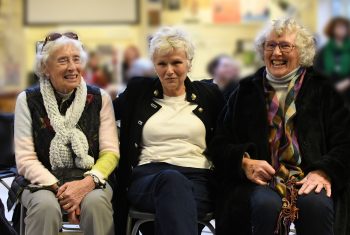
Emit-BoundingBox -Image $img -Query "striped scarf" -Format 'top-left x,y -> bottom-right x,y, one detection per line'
264,68 -> 306,234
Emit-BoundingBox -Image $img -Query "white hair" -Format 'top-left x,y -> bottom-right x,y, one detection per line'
255,18 -> 316,67
34,36 -> 88,78
149,27 -> 195,65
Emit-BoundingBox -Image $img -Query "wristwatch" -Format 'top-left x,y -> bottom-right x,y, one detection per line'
87,174 -> 101,188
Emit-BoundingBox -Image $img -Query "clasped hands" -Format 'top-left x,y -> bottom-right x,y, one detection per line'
51,176 -> 95,224
242,158 -> 332,197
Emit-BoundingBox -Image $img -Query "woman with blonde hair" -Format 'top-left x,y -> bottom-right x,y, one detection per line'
113,27 -> 224,235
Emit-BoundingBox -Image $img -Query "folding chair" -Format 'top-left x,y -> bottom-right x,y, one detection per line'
0,112 -> 16,201
0,113 -> 18,234
126,208 -> 216,235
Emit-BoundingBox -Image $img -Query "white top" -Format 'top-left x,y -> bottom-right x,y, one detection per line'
138,93 -> 210,169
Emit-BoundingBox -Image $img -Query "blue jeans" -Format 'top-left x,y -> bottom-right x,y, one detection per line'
250,185 -> 334,235
127,162 -> 214,235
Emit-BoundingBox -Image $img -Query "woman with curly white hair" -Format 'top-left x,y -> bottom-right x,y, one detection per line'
113,26 -> 224,235
211,18 -> 350,235
14,32 -> 119,235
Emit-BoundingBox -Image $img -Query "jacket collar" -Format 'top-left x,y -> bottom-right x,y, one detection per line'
247,66 -> 316,108
151,77 -> 200,104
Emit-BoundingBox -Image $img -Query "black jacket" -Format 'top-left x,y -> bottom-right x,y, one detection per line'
202,78 -> 238,101
113,76 -> 224,234
210,67 -> 350,235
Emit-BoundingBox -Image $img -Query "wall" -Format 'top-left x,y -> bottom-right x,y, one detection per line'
0,0 -> 319,100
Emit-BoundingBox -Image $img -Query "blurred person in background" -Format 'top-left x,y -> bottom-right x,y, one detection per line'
315,16 -> 350,108
14,32 -> 119,235
211,18 -> 350,235
106,58 -> 156,100
84,51 -> 112,88
113,27 -> 224,235
122,45 -> 140,84
204,54 -> 240,100
126,58 -> 157,80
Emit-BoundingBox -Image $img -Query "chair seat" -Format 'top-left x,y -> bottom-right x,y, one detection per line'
0,171 -> 16,179
0,168 -> 17,178
127,208 -> 215,235
129,208 -> 214,221
128,209 -> 155,220
0,168 -> 17,191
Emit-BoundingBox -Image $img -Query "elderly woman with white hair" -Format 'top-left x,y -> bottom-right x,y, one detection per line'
14,32 -> 119,235
113,27 -> 224,235
211,18 -> 350,235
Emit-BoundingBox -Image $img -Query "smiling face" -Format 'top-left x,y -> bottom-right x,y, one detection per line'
44,44 -> 82,93
264,31 -> 300,78
153,49 -> 190,96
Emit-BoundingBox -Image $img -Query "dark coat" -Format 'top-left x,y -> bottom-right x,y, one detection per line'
210,67 -> 350,235
202,78 -> 238,101
113,76 -> 224,234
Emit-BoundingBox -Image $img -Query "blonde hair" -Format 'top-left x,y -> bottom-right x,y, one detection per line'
34,36 -> 88,78
149,27 -> 195,65
255,18 -> 316,67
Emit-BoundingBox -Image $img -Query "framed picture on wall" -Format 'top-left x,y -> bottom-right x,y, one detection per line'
213,0 -> 240,23
24,0 -> 140,25
163,0 -> 181,11
148,9 -> 161,27
241,0 -> 269,22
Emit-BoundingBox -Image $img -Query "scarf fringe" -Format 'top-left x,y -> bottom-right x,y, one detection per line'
274,180 -> 299,235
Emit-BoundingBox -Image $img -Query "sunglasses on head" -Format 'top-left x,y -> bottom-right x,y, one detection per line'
41,32 -> 79,52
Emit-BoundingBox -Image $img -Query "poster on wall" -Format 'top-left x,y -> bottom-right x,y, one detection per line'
24,0 -> 139,25
148,9 -> 161,26
241,0 -> 269,22
213,0 -> 240,23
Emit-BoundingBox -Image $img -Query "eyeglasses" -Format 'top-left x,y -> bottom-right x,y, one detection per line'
264,41 -> 296,53
41,32 -> 79,51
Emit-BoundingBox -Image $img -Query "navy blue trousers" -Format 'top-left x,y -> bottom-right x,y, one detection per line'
127,162 -> 214,235
250,185 -> 334,235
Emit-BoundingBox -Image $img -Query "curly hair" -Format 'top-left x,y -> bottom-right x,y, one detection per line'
255,18 -> 316,67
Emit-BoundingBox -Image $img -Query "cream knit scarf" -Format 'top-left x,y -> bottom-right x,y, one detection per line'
40,77 -> 94,170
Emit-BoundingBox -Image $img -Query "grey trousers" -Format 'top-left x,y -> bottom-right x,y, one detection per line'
21,183 -> 114,235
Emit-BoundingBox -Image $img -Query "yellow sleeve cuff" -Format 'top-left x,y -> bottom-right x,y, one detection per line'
85,151 -> 119,182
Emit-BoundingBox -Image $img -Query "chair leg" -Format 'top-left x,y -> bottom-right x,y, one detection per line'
131,219 -> 153,235
20,204 -> 25,235
131,219 -> 146,235
126,215 -> 132,235
206,222 -> 216,235
199,221 -> 216,235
